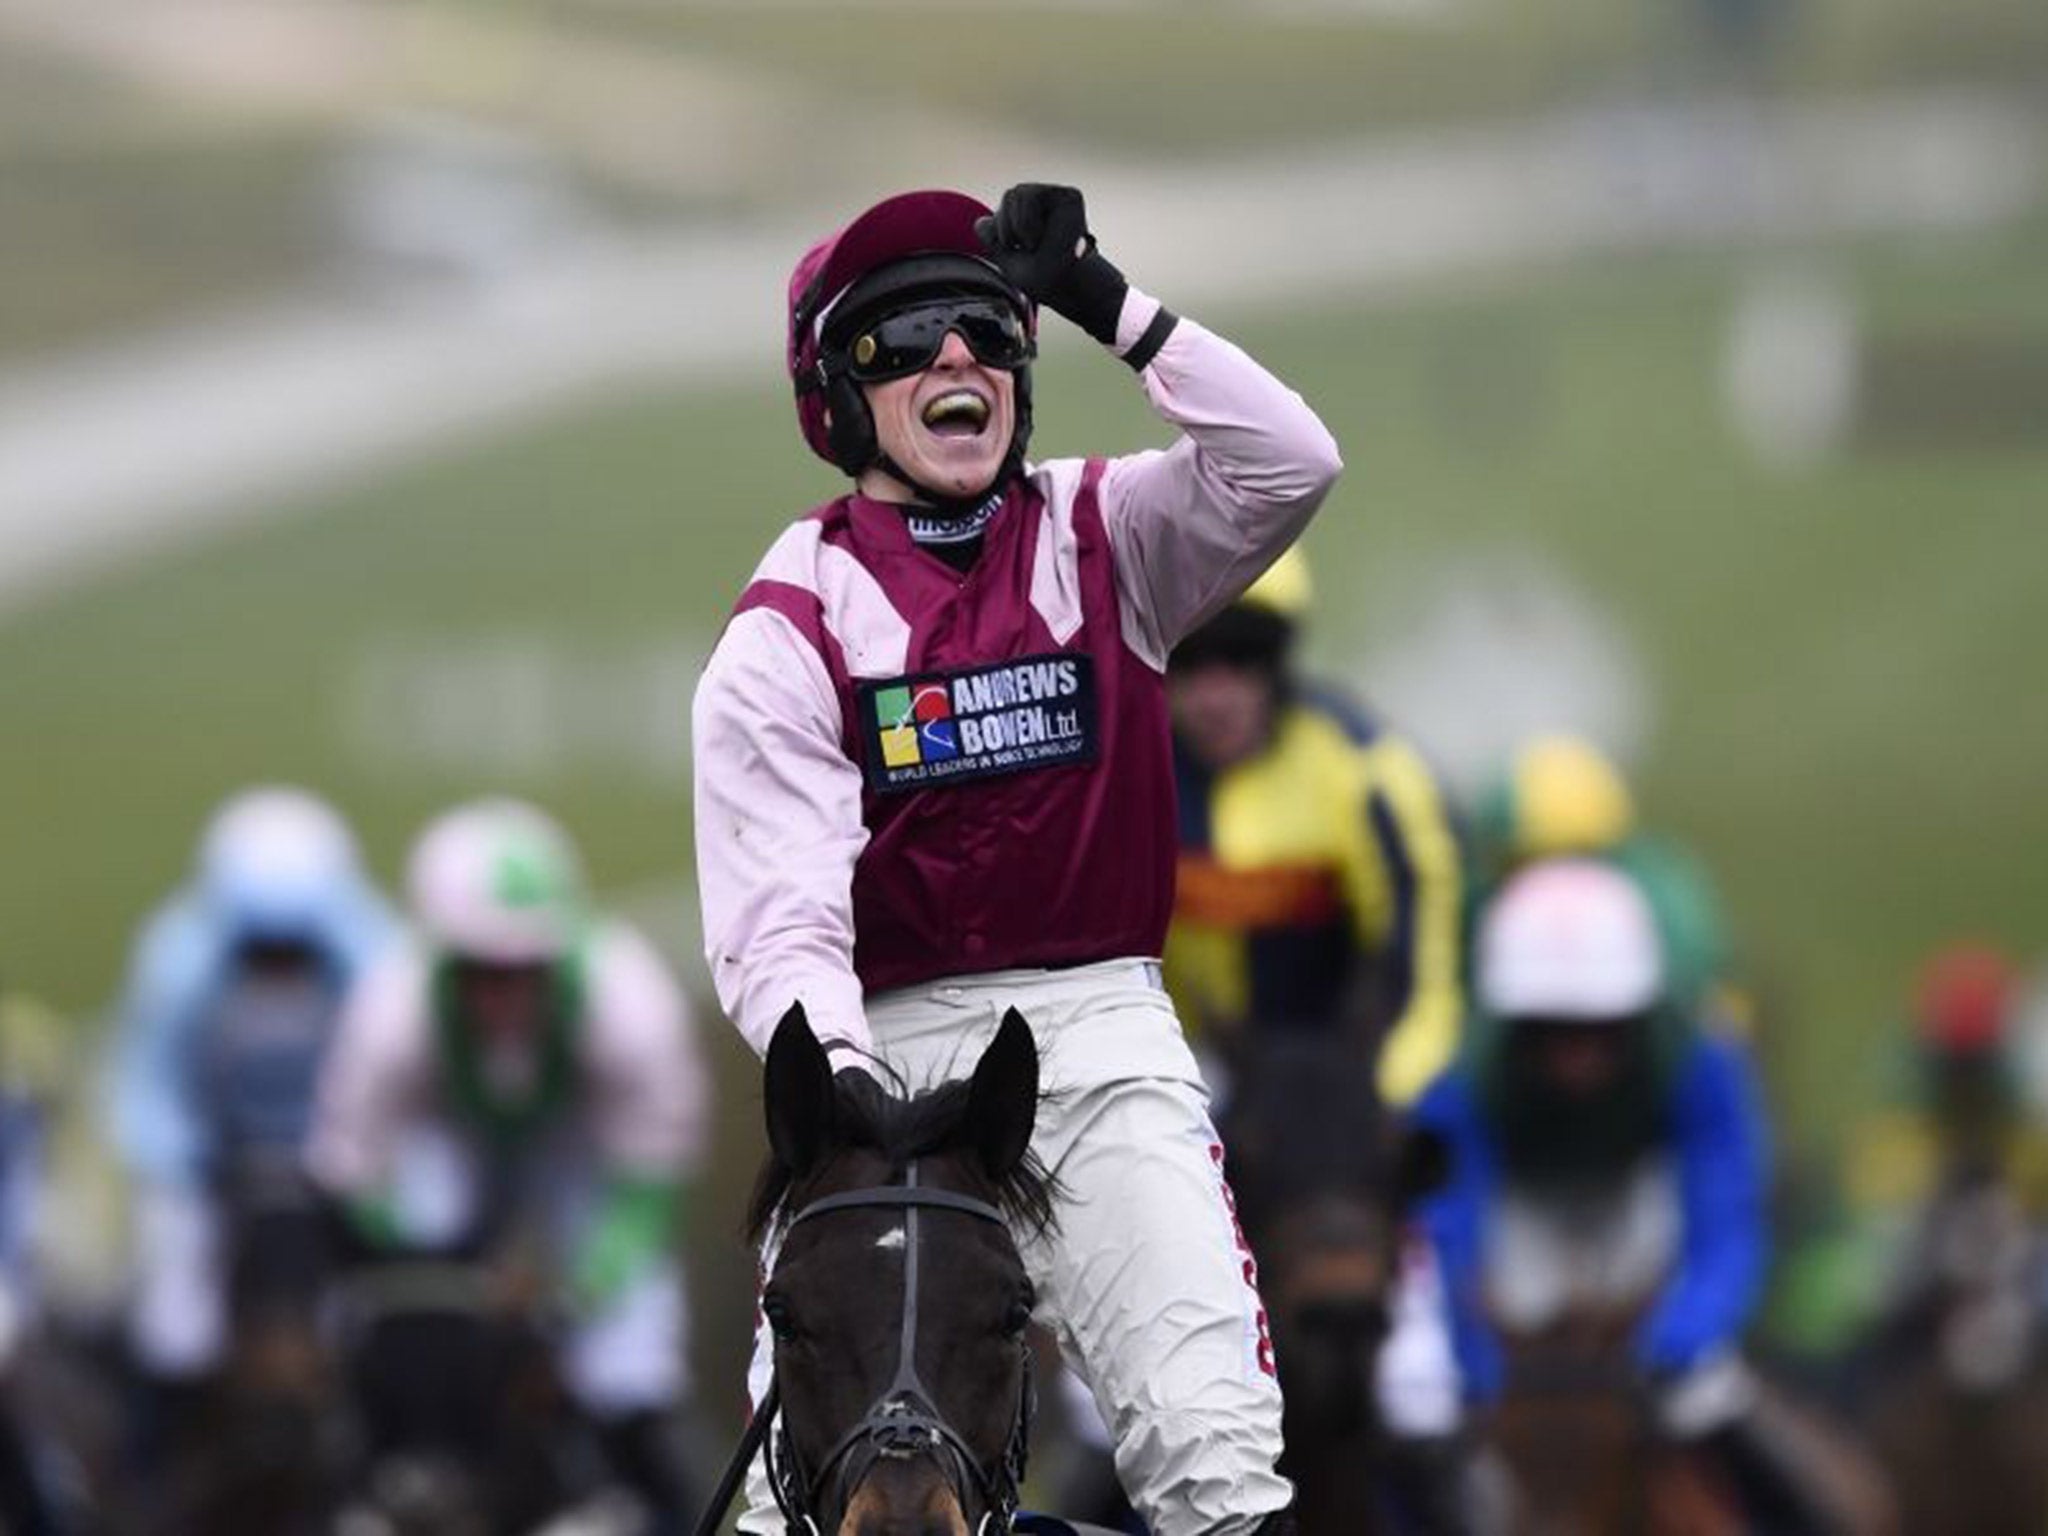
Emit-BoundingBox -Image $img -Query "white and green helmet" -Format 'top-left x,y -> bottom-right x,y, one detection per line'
406,798 -> 587,963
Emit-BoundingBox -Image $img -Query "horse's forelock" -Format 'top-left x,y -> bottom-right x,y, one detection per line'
745,1071 -> 1058,1244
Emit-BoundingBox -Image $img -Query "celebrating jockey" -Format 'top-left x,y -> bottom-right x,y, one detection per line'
1397,857 -> 1837,1527
1164,545 -> 1463,1104
693,183 -> 1341,1534
103,786 -> 396,1459
305,797 -> 709,1524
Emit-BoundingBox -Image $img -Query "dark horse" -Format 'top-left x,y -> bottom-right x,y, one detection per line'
1217,1035 -> 1460,1536
735,1003 -> 1053,1536
1488,1307 -> 1898,1536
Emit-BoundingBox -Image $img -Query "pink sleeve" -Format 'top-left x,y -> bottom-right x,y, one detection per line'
691,605 -> 873,1058
584,923 -> 714,1174
304,951 -> 430,1195
1097,288 -> 1345,667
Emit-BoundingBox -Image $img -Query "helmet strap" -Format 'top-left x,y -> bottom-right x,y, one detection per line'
820,353 -> 1034,505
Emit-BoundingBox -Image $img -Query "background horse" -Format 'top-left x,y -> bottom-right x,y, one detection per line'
331,1255 -> 593,1536
1489,1305 -> 1896,1536
1489,1310 -> 1739,1536
1217,1034 -> 1457,1536
744,1004 -> 1050,1536
1856,1170 -> 2048,1536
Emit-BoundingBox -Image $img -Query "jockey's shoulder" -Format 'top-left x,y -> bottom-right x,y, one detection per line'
1291,680 -> 1384,746
581,916 -> 687,1016
1682,1010 -> 1760,1064
1287,687 -> 1453,797
1409,1062 -> 1480,1126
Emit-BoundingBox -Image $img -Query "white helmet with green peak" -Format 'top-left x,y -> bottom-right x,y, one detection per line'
406,797 -> 587,964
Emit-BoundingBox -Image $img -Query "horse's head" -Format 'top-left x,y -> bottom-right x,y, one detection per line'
1219,1037 -> 1447,1447
749,1005 -> 1050,1536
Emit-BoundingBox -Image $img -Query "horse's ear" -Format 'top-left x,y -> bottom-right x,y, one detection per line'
967,1008 -> 1039,1180
1390,1124 -> 1452,1207
764,1004 -> 834,1178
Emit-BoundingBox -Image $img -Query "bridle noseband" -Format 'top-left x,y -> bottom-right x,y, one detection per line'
696,1164 -> 1034,1536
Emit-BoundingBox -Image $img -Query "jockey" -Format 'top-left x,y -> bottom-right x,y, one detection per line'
1164,544 -> 1463,1104
1825,944 -> 2048,1354
1894,943 -> 2040,1188
1470,733 -> 1738,1026
1399,858 -> 1828,1527
103,786 -> 396,1452
305,797 -> 709,1524
694,182 -> 1342,1535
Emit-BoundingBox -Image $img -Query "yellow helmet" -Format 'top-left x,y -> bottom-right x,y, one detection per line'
1506,734 -> 1637,860
1237,546 -> 1313,621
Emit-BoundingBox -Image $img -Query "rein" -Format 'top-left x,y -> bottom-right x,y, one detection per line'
694,1164 -> 1034,1536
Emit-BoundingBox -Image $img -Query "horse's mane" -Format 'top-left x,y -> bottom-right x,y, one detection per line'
745,1068 -> 1058,1244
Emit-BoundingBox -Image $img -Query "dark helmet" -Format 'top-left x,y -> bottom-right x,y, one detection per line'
1170,547 -> 1312,675
786,189 -> 1035,485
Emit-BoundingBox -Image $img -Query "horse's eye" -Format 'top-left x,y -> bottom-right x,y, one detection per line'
763,1293 -> 798,1341
1004,1288 -> 1035,1338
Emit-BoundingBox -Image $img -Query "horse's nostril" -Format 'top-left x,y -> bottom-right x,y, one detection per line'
840,1457 -> 973,1536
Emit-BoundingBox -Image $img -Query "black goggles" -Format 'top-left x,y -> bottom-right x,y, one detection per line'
837,297 -> 1033,383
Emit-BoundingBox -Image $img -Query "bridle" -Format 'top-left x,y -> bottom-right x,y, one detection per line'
694,1163 -> 1035,1536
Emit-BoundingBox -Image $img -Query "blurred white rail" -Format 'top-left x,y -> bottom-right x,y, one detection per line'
0,90 -> 2039,614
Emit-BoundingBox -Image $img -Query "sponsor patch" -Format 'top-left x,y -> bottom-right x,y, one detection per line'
859,654 -> 1097,793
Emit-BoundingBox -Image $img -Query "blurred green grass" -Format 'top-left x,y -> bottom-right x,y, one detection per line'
568,0 -> 2048,157
567,0 -> 1649,153
0,50 -> 332,359
9,0 -> 2047,360
4,223 -> 2044,1146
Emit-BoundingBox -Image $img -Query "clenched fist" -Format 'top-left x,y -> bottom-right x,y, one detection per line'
976,183 -> 1130,347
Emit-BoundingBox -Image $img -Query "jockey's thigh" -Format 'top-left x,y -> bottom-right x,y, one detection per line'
128,1180 -> 228,1377
882,961 -> 1292,1536
562,1259 -> 689,1417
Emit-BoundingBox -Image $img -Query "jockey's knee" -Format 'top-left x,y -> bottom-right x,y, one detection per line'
1650,1349 -> 1757,1439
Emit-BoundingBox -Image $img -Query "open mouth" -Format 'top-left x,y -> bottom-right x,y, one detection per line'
920,389 -> 991,438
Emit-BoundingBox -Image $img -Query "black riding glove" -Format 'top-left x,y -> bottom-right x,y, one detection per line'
975,183 -> 1130,349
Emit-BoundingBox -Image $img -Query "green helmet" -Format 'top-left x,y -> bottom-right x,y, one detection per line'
406,798 -> 587,964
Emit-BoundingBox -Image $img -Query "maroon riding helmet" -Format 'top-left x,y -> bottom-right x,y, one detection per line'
786,189 -> 1036,482
1915,942 -> 2017,1058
